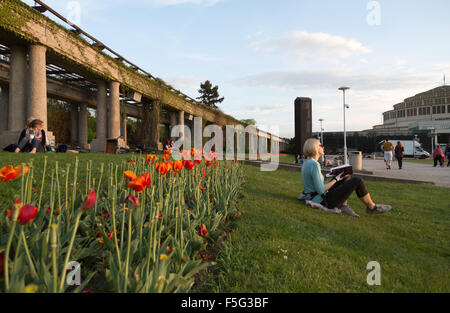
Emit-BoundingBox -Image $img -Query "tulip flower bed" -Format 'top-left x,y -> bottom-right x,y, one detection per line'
0,150 -> 244,293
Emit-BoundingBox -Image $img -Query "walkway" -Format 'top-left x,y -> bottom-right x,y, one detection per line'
362,159 -> 450,188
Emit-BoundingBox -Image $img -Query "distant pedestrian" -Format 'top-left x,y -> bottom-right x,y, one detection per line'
445,144 -> 450,167
382,139 -> 394,170
433,146 -> 444,167
394,141 -> 404,170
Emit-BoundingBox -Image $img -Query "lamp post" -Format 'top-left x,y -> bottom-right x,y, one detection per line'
318,118 -> 324,165
338,86 -> 350,164
413,134 -> 418,159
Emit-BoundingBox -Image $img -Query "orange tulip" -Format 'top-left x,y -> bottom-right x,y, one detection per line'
0,165 -> 29,182
123,170 -> 137,181
200,224 -> 209,237
83,189 -> 97,211
127,173 -> 151,192
163,154 -> 170,162
164,148 -> 172,155
157,162 -> 171,176
173,160 -> 183,173
145,154 -> 157,164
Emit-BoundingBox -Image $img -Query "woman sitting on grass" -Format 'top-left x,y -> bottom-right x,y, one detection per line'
299,138 -> 392,217
14,119 -> 47,154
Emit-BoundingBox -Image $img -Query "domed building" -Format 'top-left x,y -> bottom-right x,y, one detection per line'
364,85 -> 450,146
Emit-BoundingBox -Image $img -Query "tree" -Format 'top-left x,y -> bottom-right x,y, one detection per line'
196,80 -> 224,109
239,118 -> 257,126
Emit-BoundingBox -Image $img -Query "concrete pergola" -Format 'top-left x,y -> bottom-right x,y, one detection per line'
0,0 -> 286,152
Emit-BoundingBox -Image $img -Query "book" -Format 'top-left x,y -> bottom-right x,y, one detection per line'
325,164 -> 353,178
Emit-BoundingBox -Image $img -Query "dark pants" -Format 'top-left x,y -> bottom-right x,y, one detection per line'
321,176 -> 369,209
397,156 -> 403,169
447,155 -> 450,166
433,155 -> 443,167
15,138 -> 45,152
17,137 -> 39,150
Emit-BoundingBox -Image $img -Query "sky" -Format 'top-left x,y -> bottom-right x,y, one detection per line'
22,0 -> 450,138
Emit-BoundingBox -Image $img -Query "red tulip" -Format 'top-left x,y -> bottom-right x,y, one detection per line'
202,168 -> 206,179
205,160 -> 212,167
83,189 -> 96,211
14,204 -> 38,225
124,194 -> 139,208
183,160 -> 194,170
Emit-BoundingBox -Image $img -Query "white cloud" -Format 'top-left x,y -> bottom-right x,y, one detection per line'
250,31 -> 371,64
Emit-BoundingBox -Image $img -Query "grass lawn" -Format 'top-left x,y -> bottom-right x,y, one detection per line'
195,164 -> 450,292
404,158 -> 447,165
1,152 -> 449,293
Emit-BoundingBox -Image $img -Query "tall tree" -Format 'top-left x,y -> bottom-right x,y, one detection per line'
196,80 -> 224,109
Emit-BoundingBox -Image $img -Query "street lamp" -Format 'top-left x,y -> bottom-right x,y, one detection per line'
318,118 -> 324,165
338,86 -> 350,164
413,134 -> 418,159
318,118 -> 324,145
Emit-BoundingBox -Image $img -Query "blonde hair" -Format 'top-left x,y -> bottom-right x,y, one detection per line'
303,138 -> 320,157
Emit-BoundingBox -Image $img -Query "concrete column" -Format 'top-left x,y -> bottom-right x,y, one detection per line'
71,103 -> 79,144
178,110 -> 185,140
96,80 -> 107,140
193,116 -> 203,153
0,86 -> 9,133
28,45 -> 47,130
8,45 -> 27,131
108,81 -> 120,139
149,99 -> 161,149
78,103 -> 88,149
121,113 -> 127,143
169,111 -> 177,139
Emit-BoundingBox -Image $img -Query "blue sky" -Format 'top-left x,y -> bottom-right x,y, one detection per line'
22,0 -> 450,137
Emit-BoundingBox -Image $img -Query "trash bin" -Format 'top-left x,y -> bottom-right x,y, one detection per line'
349,151 -> 362,171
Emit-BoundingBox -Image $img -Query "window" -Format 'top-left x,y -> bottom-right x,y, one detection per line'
441,105 -> 446,114
448,105 -> 450,113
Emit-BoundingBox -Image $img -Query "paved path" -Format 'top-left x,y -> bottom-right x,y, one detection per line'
362,159 -> 450,187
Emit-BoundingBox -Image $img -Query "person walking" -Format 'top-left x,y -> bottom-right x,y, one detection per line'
394,141 -> 404,170
382,139 -> 394,170
433,145 -> 444,167
445,144 -> 450,167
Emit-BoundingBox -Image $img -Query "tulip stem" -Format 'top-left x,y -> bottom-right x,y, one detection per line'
4,210 -> 19,291
20,227 -> 38,280
123,206 -> 133,293
59,210 -> 82,293
38,157 -> 47,210
51,224 -> 58,293
111,186 -> 122,273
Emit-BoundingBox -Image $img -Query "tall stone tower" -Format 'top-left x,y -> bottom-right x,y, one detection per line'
294,97 -> 312,156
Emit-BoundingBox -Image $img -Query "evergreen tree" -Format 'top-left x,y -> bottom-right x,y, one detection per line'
196,80 -> 224,109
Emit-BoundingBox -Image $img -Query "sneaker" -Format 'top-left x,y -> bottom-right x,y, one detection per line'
366,204 -> 392,215
340,204 -> 360,218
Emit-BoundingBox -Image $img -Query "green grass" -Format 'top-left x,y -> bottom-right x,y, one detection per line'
2,152 -> 449,292
195,165 -> 450,293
